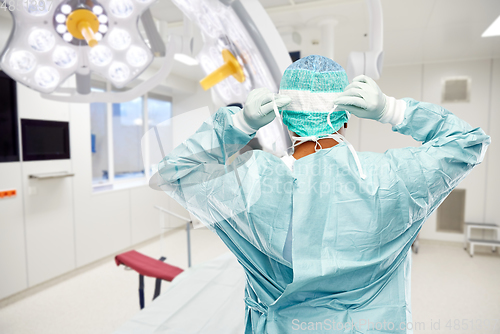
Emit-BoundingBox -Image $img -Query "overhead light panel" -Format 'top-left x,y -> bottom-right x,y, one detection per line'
482,15 -> 500,37
0,0 -> 157,94
174,53 -> 199,66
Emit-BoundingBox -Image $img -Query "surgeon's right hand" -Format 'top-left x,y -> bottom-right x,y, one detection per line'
334,75 -> 406,126
233,88 -> 291,134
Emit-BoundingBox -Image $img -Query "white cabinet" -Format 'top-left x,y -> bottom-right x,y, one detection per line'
0,162 -> 28,300
15,83 -> 76,287
22,160 -> 76,286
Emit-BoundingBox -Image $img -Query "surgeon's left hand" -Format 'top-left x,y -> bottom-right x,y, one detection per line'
233,88 -> 291,134
333,75 -> 387,120
334,75 -> 406,126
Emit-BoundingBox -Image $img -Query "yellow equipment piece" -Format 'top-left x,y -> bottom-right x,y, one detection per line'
200,49 -> 245,90
66,9 -> 100,47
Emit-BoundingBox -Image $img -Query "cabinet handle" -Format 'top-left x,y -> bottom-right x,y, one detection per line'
29,172 -> 75,180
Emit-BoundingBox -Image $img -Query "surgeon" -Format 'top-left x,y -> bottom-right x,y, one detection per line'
157,55 -> 490,333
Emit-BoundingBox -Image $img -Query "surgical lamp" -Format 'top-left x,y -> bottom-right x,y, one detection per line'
0,0 -> 171,102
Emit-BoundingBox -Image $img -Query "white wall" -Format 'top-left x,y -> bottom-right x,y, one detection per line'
173,85 -> 215,117
349,59 -> 499,242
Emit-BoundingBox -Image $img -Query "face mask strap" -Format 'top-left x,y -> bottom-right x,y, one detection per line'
272,95 -> 280,119
327,108 -> 335,132
272,94 -> 284,119
344,139 -> 367,180
273,94 -> 295,152
292,135 -> 317,148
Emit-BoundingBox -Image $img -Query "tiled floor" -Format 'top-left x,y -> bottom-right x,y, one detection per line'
0,234 -> 499,334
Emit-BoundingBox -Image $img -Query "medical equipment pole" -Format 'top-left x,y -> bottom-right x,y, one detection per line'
186,222 -> 192,268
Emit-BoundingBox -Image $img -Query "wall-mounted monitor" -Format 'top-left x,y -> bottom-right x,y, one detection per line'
0,71 -> 20,163
21,119 -> 70,161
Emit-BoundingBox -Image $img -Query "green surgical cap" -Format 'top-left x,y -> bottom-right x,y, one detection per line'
279,55 -> 349,137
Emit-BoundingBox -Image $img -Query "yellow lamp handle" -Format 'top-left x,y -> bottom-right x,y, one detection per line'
199,49 -> 245,90
200,62 -> 237,90
79,21 -> 98,48
66,9 -> 100,47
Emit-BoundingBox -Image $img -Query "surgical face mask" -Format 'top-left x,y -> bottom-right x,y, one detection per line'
276,90 -> 349,138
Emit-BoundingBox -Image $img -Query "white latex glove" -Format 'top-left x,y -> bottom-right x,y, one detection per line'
233,88 -> 291,134
334,75 -> 406,126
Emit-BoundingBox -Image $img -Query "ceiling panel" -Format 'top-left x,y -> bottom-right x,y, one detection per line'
423,23 -> 496,62
381,0 -> 437,31
383,28 -> 425,65
268,0 -> 367,28
259,0 -> 291,8
427,0 -> 500,28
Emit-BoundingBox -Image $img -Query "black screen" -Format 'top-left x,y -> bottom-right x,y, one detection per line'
0,71 -> 20,162
21,119 -> 70,161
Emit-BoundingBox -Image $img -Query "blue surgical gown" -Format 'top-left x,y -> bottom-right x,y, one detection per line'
157,98 -> 490,333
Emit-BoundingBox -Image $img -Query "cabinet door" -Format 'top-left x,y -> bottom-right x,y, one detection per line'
0,162 -> 28,300
23,160 -> 75,286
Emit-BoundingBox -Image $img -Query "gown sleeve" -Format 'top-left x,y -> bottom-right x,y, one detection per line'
385,98 -> 490,224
